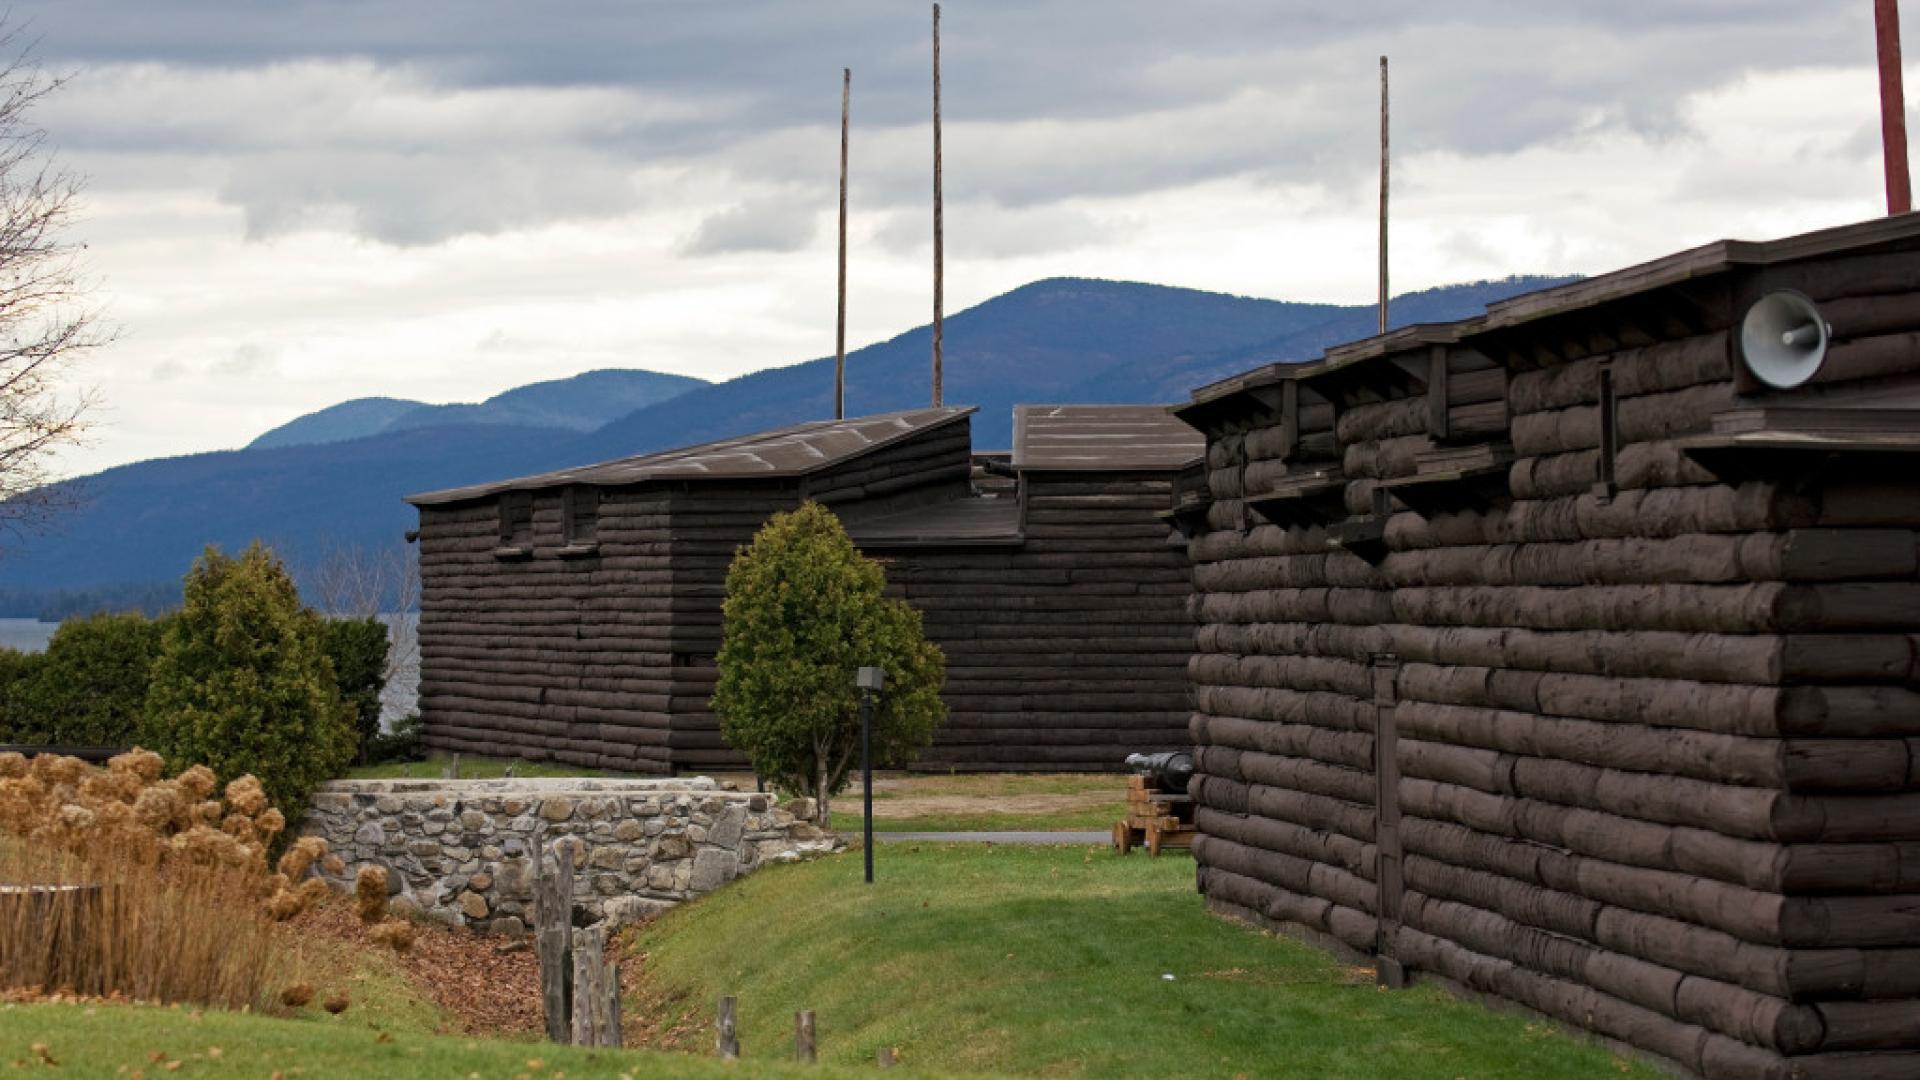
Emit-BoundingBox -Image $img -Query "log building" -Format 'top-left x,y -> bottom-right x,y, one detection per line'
406,408 -> 976,773
1172,215 -> 1920,1078
850,404 -> 1201,770
406,403 -> 1199,774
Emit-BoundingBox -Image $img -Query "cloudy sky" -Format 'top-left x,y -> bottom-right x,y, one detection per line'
14,0 -> 1909,475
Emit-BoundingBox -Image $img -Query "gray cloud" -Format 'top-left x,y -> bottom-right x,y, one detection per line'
683,195 -> 820,255
210,342 -> 276,377
11,0 -> 1892,246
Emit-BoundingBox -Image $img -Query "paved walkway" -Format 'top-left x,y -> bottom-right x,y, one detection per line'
874,830 -> 1110,845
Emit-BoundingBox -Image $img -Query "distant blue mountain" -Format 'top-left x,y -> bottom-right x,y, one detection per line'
249,397 -> 425,450
577,275 -> 1572,457
248,369 -> 708,450
0,274 -> 1575,610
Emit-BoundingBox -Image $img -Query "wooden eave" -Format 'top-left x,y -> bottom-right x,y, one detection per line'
1677,406 -> 1920,481
1171,367 -> 1294,434
1377,443 -> 1516,518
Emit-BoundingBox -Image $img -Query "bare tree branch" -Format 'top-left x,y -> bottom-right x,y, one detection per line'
0,23 -> 110,544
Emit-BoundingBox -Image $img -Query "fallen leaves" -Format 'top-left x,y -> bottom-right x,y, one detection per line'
289,899 -> 547,1035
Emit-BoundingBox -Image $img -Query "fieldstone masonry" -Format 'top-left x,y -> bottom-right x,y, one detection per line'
302,778 -> 840,932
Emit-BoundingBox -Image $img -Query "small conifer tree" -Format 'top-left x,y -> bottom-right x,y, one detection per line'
713,502 -> 945,825
142,543 -> 356,812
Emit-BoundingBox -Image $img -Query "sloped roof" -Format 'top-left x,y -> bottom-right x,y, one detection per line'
1178,212 -> 1920,422
407,407 -> 976,505
1012,404 -> 1204,472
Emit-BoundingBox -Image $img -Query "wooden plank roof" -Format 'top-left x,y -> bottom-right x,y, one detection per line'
1012,404 -> 1204,472
407,407 -> 976,505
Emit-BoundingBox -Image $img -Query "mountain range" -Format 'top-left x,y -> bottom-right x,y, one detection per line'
0,273 -> 1575,614
248,369 -> 709,450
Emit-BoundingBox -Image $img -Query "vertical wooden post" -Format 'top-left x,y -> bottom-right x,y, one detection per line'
1377,55 -> 1390,335
1426,344 -> 1449,442
836,67 -> 851,420
1595,361 -> 1618,500
795,1009 -> 818,1063
1278,380 -> 1299,461
931,1 -> 945,407
1878,0 -> 1912,214
878,1046 -> 897,1068
716,996 -> 740,1059
534,837 -> 576,1042
569,924 -> 621,1047
1371,654 -> 1406,989
606,956 -> 623,1047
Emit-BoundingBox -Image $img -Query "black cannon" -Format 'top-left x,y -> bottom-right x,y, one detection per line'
1124,750 -> 1194,795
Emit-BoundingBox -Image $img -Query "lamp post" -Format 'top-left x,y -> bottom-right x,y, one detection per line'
856,665 -> 886,883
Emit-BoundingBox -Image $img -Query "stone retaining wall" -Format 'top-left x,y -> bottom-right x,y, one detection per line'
302,778 -> 839,932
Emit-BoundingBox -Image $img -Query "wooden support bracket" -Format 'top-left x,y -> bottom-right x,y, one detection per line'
1246,466 -> 1347,528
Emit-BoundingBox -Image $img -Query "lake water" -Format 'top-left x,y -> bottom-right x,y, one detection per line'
0,618 -> 56,653
0,615 -> 421,727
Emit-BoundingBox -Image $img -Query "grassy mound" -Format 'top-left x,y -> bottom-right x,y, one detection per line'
630,844 -> 1658,1078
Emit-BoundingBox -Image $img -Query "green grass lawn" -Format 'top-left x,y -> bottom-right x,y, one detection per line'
629,844 -> 1659,1079
0,1000 -> 868,1079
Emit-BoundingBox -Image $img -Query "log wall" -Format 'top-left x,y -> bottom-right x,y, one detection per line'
880,470 -> 1194,771
1185,245 -> 1920,1077
417,488 -> 677,772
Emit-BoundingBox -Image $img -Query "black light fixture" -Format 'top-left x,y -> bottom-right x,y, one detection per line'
856,665 -> 886,883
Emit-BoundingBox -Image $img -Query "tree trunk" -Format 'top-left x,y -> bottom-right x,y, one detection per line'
815,736 -> 831,827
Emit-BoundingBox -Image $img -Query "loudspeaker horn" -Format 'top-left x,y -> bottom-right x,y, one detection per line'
1739,289 -> 1830,389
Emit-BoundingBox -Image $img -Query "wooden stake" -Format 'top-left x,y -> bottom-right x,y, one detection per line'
1877,0 -> 1912,214
716,995 -> 740,1059
794,1009 -> 817,1063
878,1046 -> 898,1068
931,2 -> 945,408
534,838 -> 575,1043
569,925 -> 621,1047
836,67 -> 850,419
1377,55 -> 1390,335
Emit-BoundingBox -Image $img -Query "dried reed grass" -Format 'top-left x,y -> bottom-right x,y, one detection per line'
0,749 -> 348,1010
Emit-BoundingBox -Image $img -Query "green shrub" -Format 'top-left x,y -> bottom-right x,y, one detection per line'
141,543 -> 357,812
0,648 -> 49,743
712,502 -> 945,825
0,614 -> 166,746
366,712 -> 425,765
322,616 -> 390,760
28,613 -> 167,745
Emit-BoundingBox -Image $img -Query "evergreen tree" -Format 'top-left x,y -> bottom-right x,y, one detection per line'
143,543 -> 355,812
713,502 -> 945,825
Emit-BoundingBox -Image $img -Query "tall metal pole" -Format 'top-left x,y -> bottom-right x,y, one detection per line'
931,2 -> 945,407
1878,0 -> 1913,214
836,68 -> 851,419
1378,55 -> 1390,335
